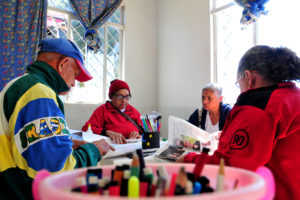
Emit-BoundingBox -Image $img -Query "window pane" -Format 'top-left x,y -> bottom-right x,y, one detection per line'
108,9 -> 121,24
48,0 -> 73,12
107,26 -> 120,80
215,5 -> 253,103
257,0 -> 300,56
47,7 -> 123,103
47,10 -> 68,39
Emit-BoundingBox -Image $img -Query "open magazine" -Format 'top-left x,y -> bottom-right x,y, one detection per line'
167,115 -> 220,155
154,144 -> 186,161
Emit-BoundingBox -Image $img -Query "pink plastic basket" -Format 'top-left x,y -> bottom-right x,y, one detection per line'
33,163 -> 274,200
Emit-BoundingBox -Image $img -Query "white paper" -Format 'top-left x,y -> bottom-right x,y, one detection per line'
168,115 -> 220,154
81,131 -> 166,159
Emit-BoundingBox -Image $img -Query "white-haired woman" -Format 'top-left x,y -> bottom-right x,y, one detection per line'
188,83 -> 231,133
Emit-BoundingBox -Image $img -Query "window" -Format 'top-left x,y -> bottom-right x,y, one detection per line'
47,1 -> 124,103
211,0 -> 300,103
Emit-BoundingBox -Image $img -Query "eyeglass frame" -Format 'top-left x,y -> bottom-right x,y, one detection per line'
114,94 -> 131,100
235,72 -> 245,88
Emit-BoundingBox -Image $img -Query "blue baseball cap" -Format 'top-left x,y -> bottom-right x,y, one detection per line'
38,38 -> 93,82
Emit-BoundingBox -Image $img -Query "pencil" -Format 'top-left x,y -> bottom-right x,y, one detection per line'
216,158 -> 225,191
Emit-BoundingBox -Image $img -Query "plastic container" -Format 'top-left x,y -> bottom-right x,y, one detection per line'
34,163 -> 273,200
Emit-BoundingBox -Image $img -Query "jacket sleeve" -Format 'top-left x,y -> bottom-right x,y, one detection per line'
82,105 -> 105,134
72,143 -> 101,168
186,106 -> 276,171
188,109 -> 199,127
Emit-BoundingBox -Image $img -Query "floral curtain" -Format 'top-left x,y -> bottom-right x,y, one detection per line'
0,0 -> 47,91
69,0 -> 122,53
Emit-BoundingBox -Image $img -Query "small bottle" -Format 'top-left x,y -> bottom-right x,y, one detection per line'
87,124 -> 93,133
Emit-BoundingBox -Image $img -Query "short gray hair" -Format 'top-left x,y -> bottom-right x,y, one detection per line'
202,83 -> 223,97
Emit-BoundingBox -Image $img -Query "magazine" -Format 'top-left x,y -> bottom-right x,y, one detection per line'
154,144 -> 186,161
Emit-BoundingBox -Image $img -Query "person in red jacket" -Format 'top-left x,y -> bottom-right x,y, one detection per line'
177,45 -> 300,200
82,79 -> 142,144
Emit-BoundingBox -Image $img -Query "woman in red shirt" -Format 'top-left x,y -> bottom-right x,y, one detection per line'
82,79 -> 142,144
177,45 -> 300,199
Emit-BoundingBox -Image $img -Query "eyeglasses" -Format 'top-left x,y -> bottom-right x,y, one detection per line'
115,94 -> 131,100
235,73 -> 245,88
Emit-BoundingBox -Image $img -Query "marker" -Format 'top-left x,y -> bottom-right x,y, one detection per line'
156,166 -> 169,196
136,149 -> 146,179
143,168 -> 154,196
88,168 -> 102,179
185,180 -> 193,194
130,153 -> 140,177
120,170 -> 130,196
157,165 -> 168,181
98,179 -> 107,195
193,181 -> 202,194
175,166 -> 187,195
113,166 -> 124,186
216,158 -> 225,192
72,177 -> 87,193
193,147 -> 210,181
128,176 -> 140,197
198,176 -> 214,193
150,177 -> 157,196
167,173 -> 177,196
140,181 -> 149,197
86,168 -> 102,189
233,179 -> 239,189
87,175 -> 99,194
108,181 -> 120,196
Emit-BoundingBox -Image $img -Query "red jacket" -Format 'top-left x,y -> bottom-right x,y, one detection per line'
82,101 -> 142,138
184,82 -> 300,200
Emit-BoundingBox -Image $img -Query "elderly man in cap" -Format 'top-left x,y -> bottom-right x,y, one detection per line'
0,38 -> 114,200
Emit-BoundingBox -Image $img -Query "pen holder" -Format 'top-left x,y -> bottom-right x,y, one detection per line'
142,132 -> 160,149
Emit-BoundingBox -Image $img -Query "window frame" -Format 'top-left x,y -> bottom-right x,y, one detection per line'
211,1 -> 258,83
47,5 -> 125,103
210,0 -> 259,104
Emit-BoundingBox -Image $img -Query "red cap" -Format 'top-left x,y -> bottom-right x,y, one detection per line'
108,79 -> 131,99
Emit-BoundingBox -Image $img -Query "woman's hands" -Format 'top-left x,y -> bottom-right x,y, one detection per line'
128,131 -> 141,139
106,130 -> 127,144
175,152 -> 188,163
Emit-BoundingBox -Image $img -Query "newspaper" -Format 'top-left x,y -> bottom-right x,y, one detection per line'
167,115 -> 220,155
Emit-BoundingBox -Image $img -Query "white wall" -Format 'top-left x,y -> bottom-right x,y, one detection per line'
65,0 -> 212,137
123,0 -> 158,113
157,0 -> 212,137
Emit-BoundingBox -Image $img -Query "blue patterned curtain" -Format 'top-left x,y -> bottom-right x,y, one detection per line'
0,0 -> 47,91
234,0 -> 269,27
69,0 -> 122,53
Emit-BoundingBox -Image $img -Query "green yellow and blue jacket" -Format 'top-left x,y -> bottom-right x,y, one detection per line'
0,61 -> 101,200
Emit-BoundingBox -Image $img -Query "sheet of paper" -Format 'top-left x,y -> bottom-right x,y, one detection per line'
80,131 -> 166,159
82,132 -> 112,143
168,115 -> 220,154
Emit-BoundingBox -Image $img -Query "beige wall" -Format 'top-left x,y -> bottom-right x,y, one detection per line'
64,0 -> 212,137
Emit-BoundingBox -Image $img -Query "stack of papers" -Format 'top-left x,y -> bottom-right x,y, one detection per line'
70,130 -> 167,159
